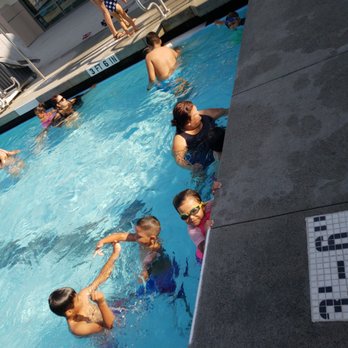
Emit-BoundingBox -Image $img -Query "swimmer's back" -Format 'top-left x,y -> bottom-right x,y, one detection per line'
146,46 -> 178,81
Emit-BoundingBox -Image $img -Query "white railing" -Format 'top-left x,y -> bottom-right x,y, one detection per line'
135,0 -> 171,18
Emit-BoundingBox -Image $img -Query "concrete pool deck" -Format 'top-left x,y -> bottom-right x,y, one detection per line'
190,0 -> 348,347
0,0 -> 246,132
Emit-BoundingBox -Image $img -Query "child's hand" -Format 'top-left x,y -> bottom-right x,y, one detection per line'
94,241 -> 104,257
138,270 -> 149,283
205,219 -> 214,230
90,290 -> 105,304
212,181 -> 222,194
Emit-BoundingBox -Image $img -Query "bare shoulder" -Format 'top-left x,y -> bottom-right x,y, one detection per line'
173,134 -> 187,150
145,50 -> 155,62
78,287 -> 91,298
68,319 -> 104,336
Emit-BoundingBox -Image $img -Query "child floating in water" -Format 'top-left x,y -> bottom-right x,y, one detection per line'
214,11 -> 246,30
95,216 -> 178,295
52,85 -> 96,118
48,243 -> 121,336
173,189 -> 213,263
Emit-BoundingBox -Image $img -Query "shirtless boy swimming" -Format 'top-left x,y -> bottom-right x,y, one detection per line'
48,243 -> 121,336
145,32 -> 179,91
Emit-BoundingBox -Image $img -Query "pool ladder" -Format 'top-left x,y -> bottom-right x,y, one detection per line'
135,0 -> 171,18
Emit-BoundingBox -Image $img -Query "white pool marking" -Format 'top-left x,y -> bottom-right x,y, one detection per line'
306,210 -> 348,321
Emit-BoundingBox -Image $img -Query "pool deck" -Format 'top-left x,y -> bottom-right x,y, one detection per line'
0,0 -> 246,132
190,0 -> 348,347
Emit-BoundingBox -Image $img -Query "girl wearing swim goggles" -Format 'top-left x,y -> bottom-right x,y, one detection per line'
173,189 -> 213,262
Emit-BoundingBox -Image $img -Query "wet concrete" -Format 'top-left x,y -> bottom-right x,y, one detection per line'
190,0 -> 348,346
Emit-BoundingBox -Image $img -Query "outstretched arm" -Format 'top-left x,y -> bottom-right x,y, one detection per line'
214,20 -> 225,26
89,243 -> 122,291
199,108 -> 229,120
95,232 -> 136,256
1,149 -> 20,156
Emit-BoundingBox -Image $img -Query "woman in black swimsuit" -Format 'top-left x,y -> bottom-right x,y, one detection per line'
171,101 -> 228,171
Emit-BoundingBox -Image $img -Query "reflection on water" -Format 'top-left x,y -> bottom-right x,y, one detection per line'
117,199 -> 151,231
0,220 -> 105,269
0,175 -> 21,193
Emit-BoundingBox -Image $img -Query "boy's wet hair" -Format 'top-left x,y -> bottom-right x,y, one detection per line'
145,32 -> 161,47
171,100 -> 194,132
48,287 -> 76,317
136,216 -> 161,236
173,189 -> 202,211
34,103 -> 46,115
207,127 -> 225,152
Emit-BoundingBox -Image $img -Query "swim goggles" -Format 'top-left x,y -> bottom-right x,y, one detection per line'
180,203 -> 203,220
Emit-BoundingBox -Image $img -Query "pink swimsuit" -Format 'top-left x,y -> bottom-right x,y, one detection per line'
41,112 -> 56,129
187,201 -> 212,261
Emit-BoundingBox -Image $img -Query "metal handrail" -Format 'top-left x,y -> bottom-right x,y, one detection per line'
135,0 -> 170,18
0,27 -> 46,80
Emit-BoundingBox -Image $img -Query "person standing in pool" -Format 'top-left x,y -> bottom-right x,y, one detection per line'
48,243 -> 121,336
171,100 -> 229,171
145,32 -> 181,91
52,84 -> 96,117
52,95 -> 76,118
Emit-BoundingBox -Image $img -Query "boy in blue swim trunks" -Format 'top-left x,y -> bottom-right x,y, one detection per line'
95,216 -> 178,295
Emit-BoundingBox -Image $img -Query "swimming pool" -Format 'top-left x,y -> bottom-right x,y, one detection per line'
0,8 -> 245,347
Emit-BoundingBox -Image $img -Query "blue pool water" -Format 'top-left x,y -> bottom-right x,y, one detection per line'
0,9 -> 245,348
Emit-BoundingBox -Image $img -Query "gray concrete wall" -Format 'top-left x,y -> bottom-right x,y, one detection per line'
190,0 -> 348,346
0,1 -> 43,45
